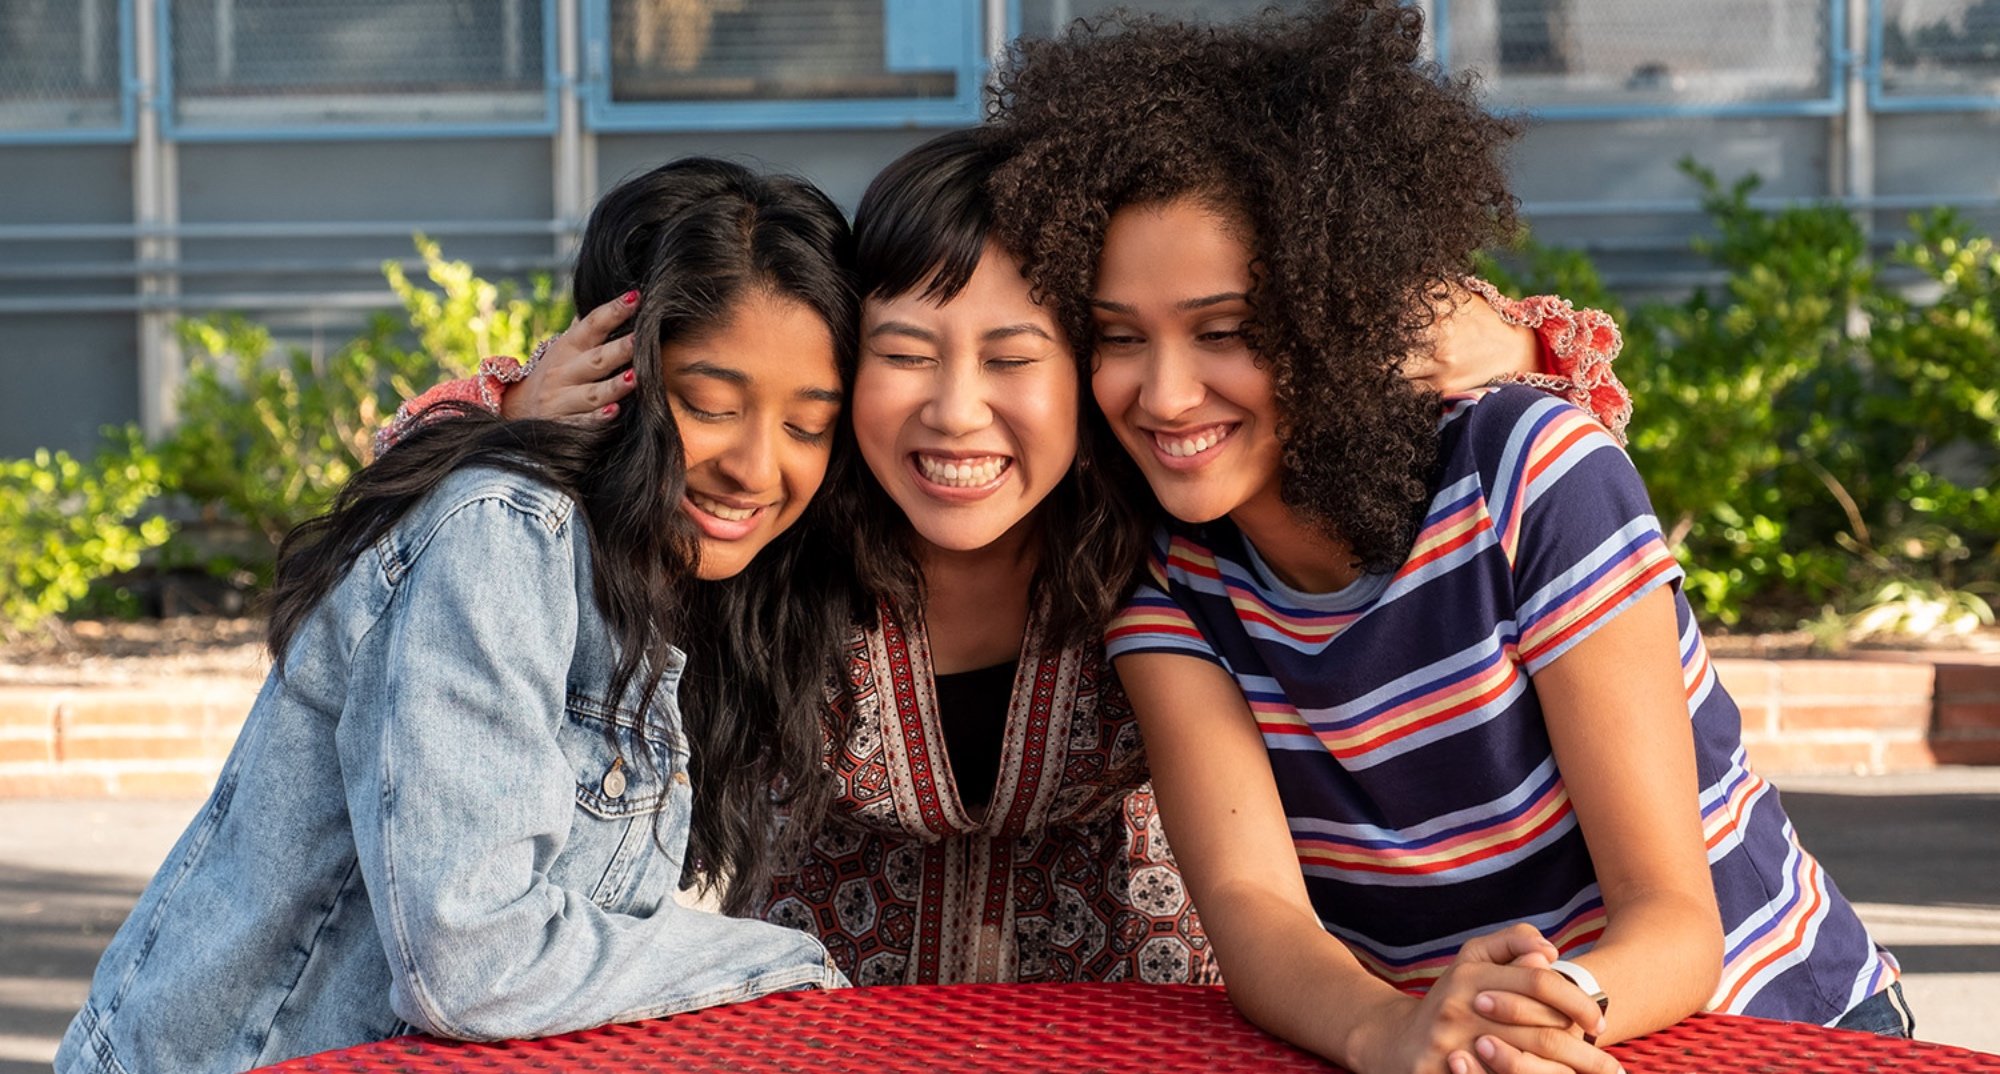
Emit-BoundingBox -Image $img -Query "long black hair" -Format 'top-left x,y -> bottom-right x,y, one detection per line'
822,126 -> 1146,647
268,157 -> 858,913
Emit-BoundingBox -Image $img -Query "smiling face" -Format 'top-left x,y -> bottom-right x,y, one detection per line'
1089,198 -> 1285,527
852,243 -> 1079,554
665,287 -> 843,580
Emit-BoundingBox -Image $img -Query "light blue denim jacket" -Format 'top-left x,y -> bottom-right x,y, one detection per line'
57,466 -> 845,1074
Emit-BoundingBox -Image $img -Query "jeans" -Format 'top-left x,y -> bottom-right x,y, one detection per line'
1832,981 -> 1915,1039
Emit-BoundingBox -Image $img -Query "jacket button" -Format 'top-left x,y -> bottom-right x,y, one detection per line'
672,771 -> 689,786
602,757 -> 627,799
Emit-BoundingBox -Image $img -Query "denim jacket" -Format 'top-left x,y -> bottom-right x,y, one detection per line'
58,466 -> 845,1074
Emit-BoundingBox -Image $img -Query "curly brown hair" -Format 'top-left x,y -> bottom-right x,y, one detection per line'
986,0 -> 1520,571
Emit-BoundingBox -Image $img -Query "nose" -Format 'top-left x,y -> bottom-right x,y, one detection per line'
1137,342 -> 1205,421
919,360 -> 992,437
711,419 -> 780,494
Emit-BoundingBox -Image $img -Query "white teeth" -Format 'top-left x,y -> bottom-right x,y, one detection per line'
690,493 -> 758,522
1159,428 -> 1229,458
915,454 -> 1009,488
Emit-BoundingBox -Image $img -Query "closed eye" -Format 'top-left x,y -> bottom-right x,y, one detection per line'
675,398 -> 733,422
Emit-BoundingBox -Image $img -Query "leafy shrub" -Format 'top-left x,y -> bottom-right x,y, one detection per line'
1484,162 -> 2000,630
0,429 -> 171,634
160,239 -> 569,552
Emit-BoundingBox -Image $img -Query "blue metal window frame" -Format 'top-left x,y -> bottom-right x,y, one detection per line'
581,0 -> 986,132
1433,0 -> 1849,121
1867,0 -> 2000,112
157,0 -> 561,143
0,0 -> 139,146
1000,0 -> 1849,121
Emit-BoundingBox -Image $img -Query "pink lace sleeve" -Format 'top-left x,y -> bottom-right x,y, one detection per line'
1460,277 -> 1633,444
371,355 -> 530,459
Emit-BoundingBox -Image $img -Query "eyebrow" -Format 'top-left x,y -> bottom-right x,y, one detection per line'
983,322 -> 1055,343
866,320 -> 936,343
1089,292 -> 1250,315
677,360 -> 843,404
869,320 -> 1055,345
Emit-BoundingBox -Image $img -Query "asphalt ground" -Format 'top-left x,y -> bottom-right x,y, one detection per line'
2,770 -> 1995,1072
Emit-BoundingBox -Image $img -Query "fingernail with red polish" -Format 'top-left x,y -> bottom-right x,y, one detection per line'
622,369 -> 635,384
621,290 -> 639,305
602,403 -> 618,416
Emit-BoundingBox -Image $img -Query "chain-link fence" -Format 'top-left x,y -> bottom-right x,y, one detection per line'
1881,0 -> 2000,100
0,0 -> 126,136
167,0 -> 549,132
1023,0 -> 1841,114
1446,0 -> 1835,112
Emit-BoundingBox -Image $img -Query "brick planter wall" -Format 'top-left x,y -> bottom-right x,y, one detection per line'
0,683 -> 257,796
1934,662 -> 2000,766
1,656 -> 1997,796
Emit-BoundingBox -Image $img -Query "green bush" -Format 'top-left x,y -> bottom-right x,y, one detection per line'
0,240 -> 565,635
0,429 -> 171,634
1483,162 -> 2000,631
161,239 -> 569,552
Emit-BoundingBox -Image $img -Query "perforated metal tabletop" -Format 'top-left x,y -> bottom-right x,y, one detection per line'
257,982 -> 2000,1073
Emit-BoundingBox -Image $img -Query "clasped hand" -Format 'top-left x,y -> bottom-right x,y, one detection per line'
1351,923 -> 1621,1074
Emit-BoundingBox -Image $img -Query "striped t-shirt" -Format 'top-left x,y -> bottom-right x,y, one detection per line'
1106,386 -> 1895,1024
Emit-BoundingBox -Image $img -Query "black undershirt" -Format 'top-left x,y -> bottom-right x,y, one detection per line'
933,660 -> 1017,814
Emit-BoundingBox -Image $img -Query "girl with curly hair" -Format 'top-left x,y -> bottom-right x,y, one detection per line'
386,121 -> 1598,984
984,1 -> 1906,1071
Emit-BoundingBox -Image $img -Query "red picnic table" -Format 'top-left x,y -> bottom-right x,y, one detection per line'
258,982 -> 1999,1073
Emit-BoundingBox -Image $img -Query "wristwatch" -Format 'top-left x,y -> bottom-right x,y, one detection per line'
1548,959 -> 1609,1045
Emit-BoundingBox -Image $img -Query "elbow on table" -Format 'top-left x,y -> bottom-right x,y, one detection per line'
386,937 -> 586,1042
391,981 -> 582,1043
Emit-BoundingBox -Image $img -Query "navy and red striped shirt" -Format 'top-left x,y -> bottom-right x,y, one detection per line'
1108,386 -> 1895,1024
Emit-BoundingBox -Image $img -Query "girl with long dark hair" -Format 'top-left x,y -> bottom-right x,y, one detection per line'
57,157 -> 858,1074
989,3 -> 1906,1072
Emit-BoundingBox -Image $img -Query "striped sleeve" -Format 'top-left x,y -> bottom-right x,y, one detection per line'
1485,395 -> 1684,675
1104,528 -> 1224,666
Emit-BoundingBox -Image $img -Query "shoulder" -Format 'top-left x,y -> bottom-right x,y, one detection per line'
1439,385 -> 1624,481
388,465 -> 581,579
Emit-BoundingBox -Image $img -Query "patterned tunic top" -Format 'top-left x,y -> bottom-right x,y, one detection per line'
1106,387 -> 1897,1025
758,599 -> 1216,985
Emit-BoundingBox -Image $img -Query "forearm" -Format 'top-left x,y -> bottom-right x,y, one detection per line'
1203,880 -> 1415,1069
1563,889 -> 1723,1044
389,892 -> 842,1040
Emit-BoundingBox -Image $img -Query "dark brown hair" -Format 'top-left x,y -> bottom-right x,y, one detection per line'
268,157 -> 857,913
988,0 -> 1520,571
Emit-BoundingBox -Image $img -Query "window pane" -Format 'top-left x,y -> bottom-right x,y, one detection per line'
1882,0 -> 2000,98
609,0 -> 959,104
1447,0 -> 1832,109
1016,0 -> 1313,40
0,0 -> 122,133
170,0 -> 547,130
